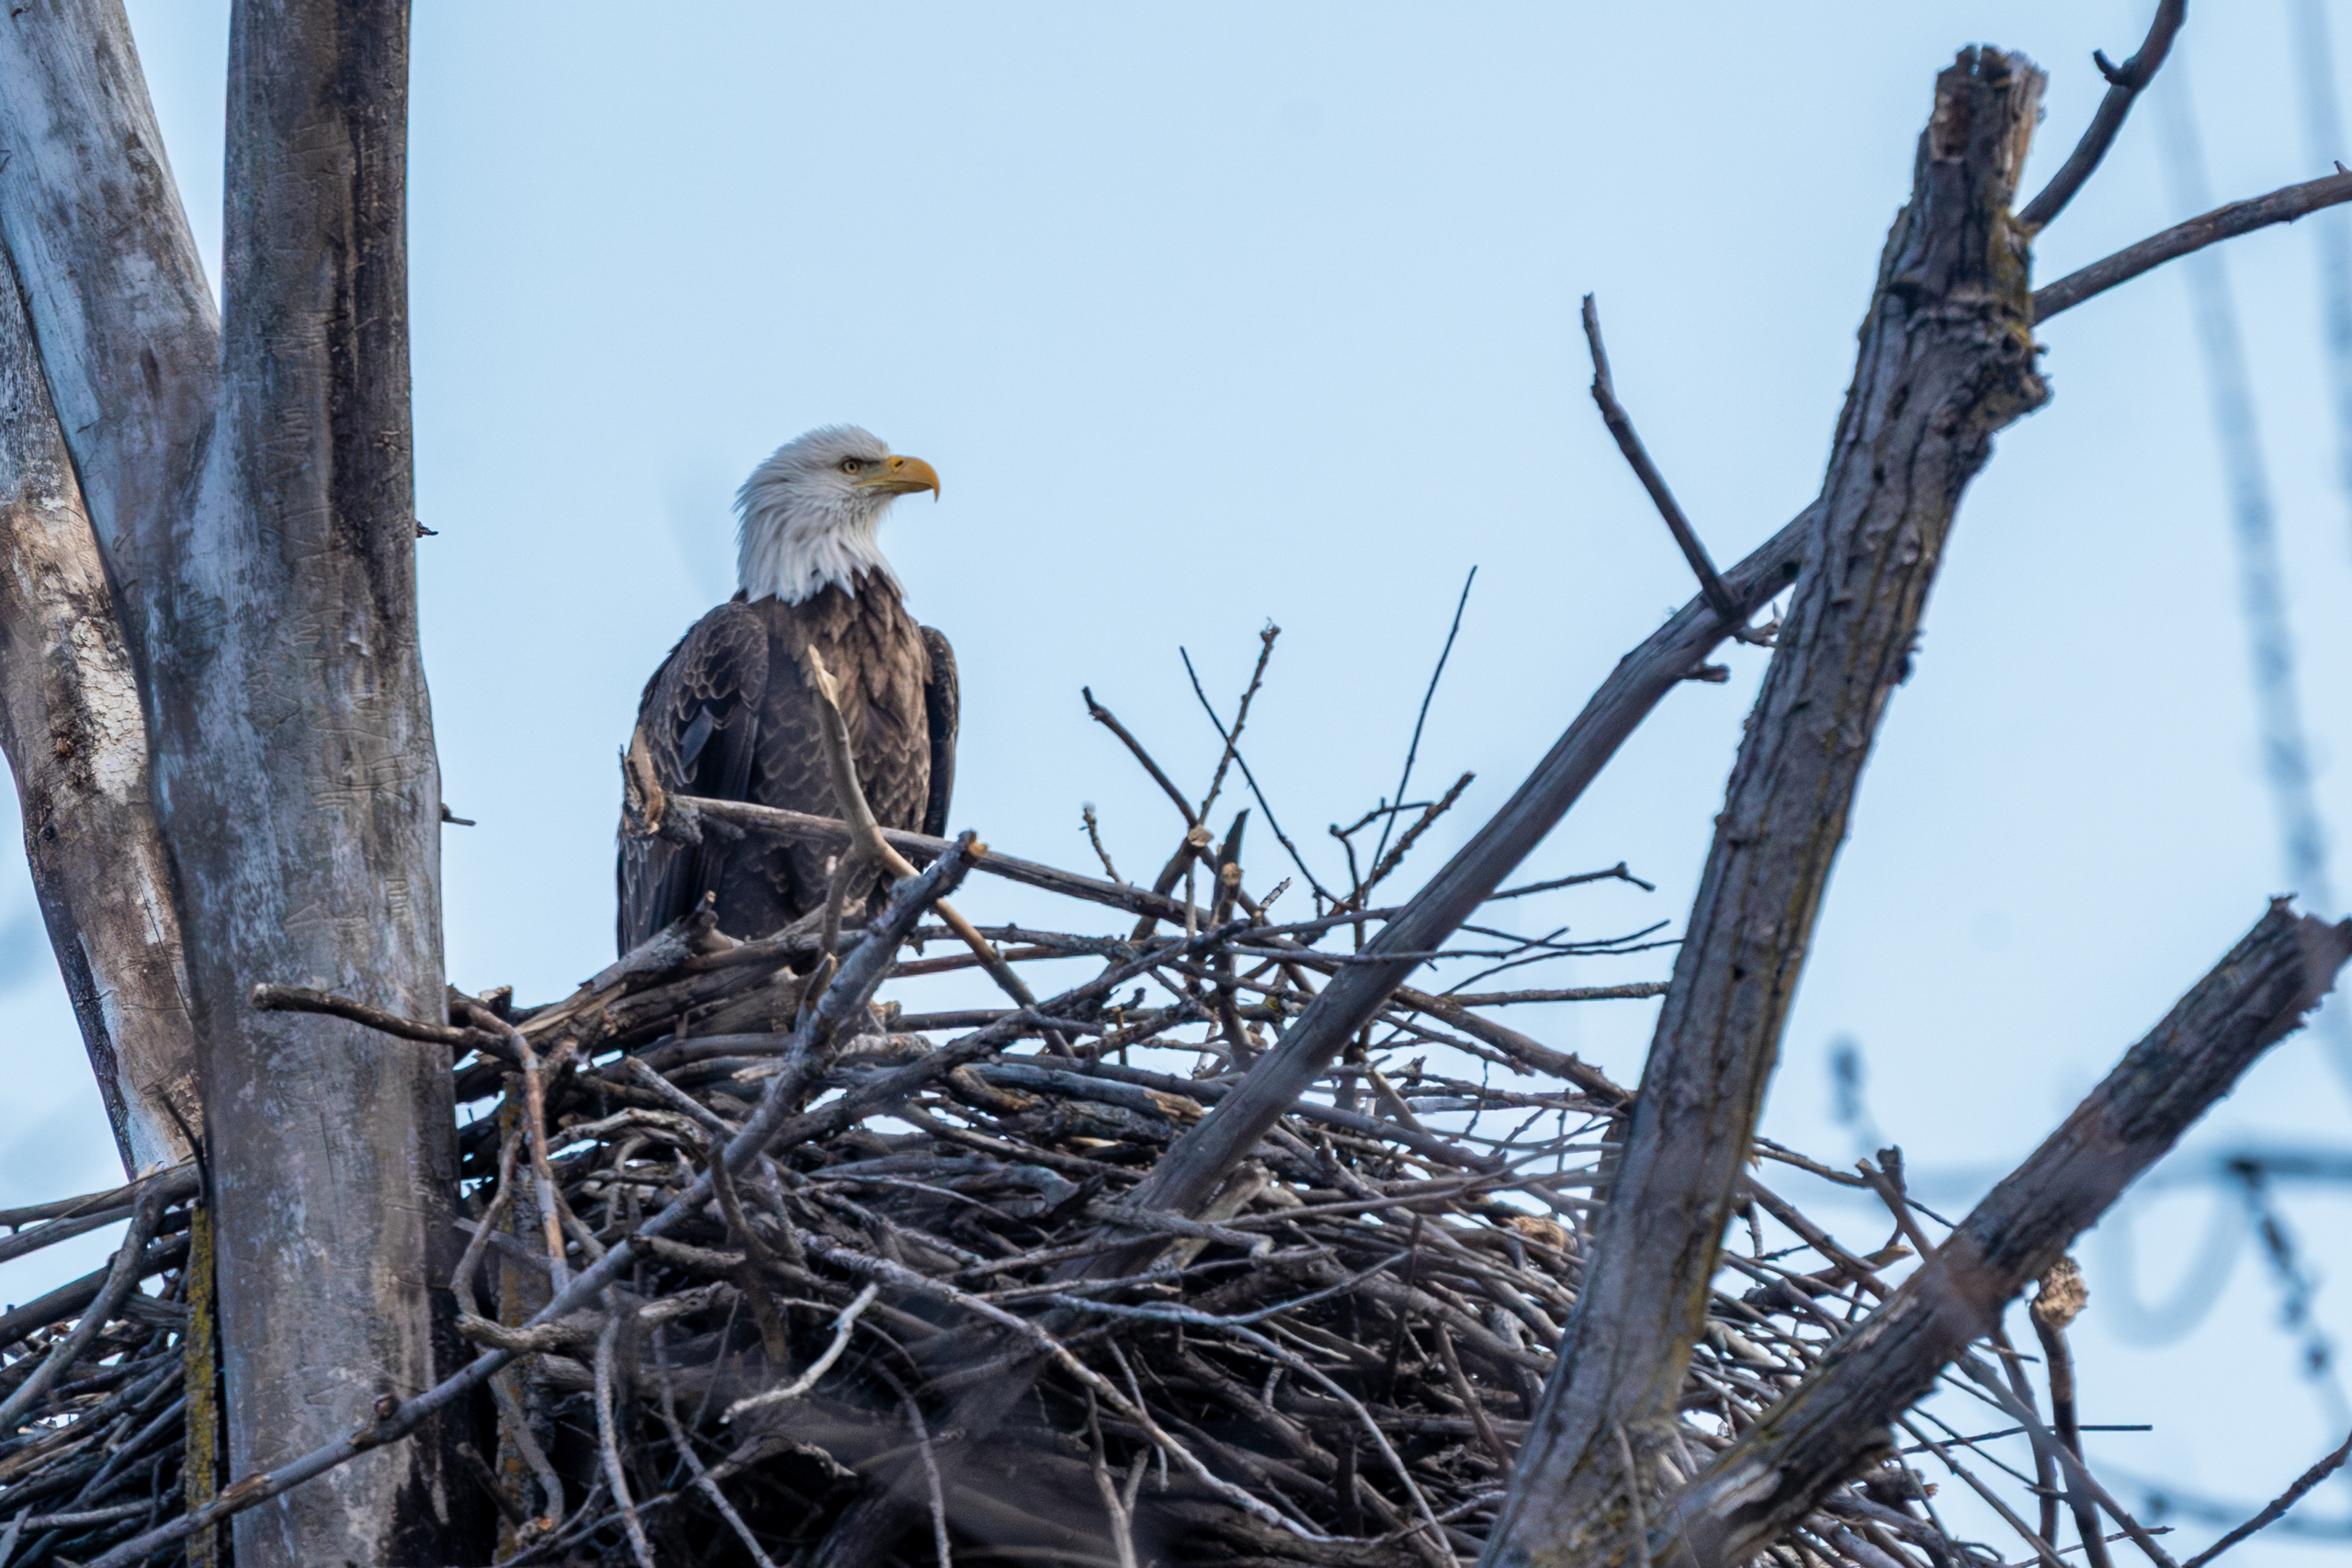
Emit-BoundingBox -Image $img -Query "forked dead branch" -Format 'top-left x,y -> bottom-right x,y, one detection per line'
0,6 -> 2349,1568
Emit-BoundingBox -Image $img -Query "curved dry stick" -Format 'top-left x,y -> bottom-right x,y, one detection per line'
2018,0 -> 2189,231
451,1122 -> 523,1321
2031,1262 -> 2112,1568
801,648 -> 1056,1045
721,1282 -> 882,1423
248,983 -> 487,1051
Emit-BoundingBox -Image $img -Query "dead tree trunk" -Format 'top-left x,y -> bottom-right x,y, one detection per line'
0,246 -> 199,1174
0,2 -> 466,1561
1479,49 -> 2049,1568
0,0 -> 221,1172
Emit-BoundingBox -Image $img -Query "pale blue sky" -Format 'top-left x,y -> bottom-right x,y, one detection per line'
0,2 -> 2345,1556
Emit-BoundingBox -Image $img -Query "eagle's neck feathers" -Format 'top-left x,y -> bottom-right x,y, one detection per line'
736,489 -> 899,606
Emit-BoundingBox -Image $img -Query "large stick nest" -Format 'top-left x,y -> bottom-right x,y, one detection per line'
0,672 -> 2049,1568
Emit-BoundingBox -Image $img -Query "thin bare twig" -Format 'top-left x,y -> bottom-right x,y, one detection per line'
723,1283 -> 882,1423
2034,168 -> 2352,321
1082,804 -> 1125,884
2018,0 -> 2189,230
1487,863 -> 1656,900
654,1325 -> 781,1568
2179,1427 -> 2352,1568
1579,296 -> 1746,633
1083,688 -> 1199,829
1181,640 -> 1335,905
886,1371 -> 953,1568
1370,568 -> 1477,874
1190,624 -> 1278,821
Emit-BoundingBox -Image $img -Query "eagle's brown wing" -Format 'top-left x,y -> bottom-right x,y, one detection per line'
616,600 -> 769,954
920,625 -> 958,839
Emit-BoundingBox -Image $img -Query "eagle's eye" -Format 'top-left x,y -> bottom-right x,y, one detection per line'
839,457 -> 864,475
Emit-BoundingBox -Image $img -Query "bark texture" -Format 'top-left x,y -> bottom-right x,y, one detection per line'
132,2 -> 466,1561
0,0 -> 220,667
1661,904 -> 2352,1565
0,246 -> 198,1173
1478,50 -> 2050,1568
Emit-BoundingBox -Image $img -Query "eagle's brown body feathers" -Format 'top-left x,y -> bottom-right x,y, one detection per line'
617,573 -> 957,951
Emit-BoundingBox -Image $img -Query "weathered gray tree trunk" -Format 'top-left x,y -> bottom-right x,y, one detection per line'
0,2 -> 467,1560
0,2 -> 220,643
0,0 -> 221,1172
162,5 -> 461,1561
1479,49 -> 2049,1568
0,246 -> 198,1174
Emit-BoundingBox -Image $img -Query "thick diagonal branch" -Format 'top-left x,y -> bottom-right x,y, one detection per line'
1478,50 -> 2049,1568
1657,903 -> 2352,1566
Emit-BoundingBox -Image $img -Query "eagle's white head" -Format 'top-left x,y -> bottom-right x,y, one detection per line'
734,424 -> 941,604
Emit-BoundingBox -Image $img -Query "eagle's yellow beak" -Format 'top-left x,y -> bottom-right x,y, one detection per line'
860,454 -> 941,500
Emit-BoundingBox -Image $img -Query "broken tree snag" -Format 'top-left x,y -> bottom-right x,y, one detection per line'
1660,903 -> 2352,1566
0,246 -> 199,1175
1480,49 -> 2049,1568
141,2 -> 469,1563
0,0 -> 221,671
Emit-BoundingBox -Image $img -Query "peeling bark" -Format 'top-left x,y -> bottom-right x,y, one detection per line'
0,245 -> 198,1174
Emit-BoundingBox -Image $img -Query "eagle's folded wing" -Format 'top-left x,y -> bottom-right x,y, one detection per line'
616,601 -> 769,954
920,625 -> 958,840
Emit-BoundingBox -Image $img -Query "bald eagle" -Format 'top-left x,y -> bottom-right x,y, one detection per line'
617,426 -> 956,953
